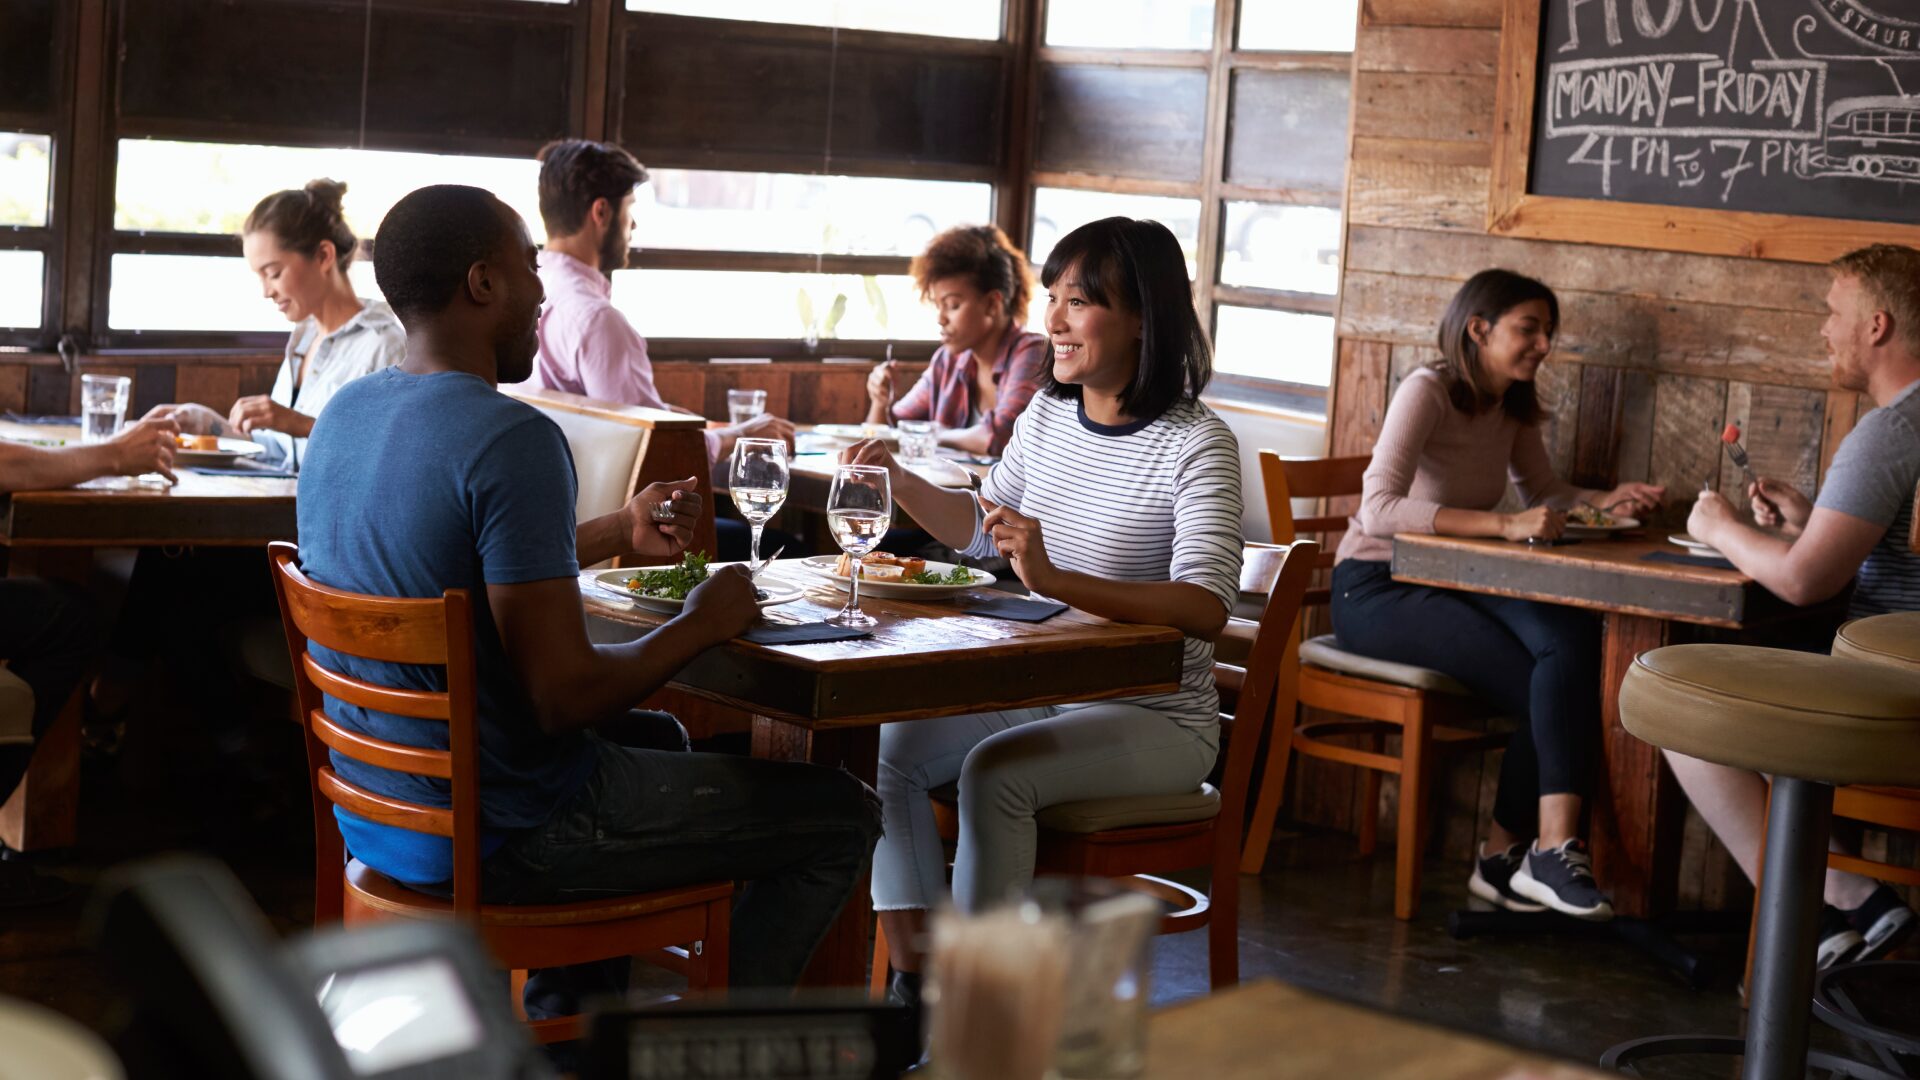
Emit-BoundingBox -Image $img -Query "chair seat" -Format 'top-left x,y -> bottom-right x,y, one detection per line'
345,859 -> 732,926
928,781 -> 1220,833
1621,645 -> 1920,786
1834,613 -> 1920,673
1298,635 -> 1472,695
0,666 -> 33,746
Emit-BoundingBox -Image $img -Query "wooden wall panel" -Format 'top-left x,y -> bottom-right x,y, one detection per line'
1350,73 -> 1494,145
1354,25 -> 1497,76
1361,0 -> 1501,29
173,365 -> 243,418
1719,383 -> 1824,507
0,366 -> 25,414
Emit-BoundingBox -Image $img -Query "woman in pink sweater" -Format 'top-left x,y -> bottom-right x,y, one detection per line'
1330,269 -> 1663,921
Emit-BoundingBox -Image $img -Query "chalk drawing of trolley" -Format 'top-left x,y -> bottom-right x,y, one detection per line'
1808,96 -> 1920,181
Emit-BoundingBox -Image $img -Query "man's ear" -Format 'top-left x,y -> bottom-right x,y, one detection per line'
1870,309 -> 1897,349
590,196 -> 613,231
465,260 -> 494,306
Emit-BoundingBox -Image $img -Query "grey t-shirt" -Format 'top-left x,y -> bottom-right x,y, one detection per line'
1815,377 -> 1920,617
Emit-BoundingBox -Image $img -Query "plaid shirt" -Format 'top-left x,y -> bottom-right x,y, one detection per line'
890,328 -> 1049,456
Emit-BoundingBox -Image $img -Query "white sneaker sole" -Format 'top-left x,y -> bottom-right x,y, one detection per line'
1510,868 -> 1614,921
1467,867 -> 1547,913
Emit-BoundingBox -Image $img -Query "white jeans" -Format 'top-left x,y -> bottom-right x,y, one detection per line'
870,701 -> 1217,913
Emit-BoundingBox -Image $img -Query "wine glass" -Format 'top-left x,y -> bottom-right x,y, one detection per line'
729,438 -> 789,575
826,464 -> 892,628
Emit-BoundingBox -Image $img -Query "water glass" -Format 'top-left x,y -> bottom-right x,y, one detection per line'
727,388 -> 767,425
80,374 -> 131,444
825,465 -> 891,628
728,438 -> 789,574
897,419 -> 937,463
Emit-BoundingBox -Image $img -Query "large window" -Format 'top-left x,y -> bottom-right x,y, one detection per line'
639,171 -> 992,258
1,133 -> 53,336
0,133 -> 51,227
0,250 -> 43,330
612,270 -> 928,341
1030,0 -> 1358,409
625,0 -> 1002,40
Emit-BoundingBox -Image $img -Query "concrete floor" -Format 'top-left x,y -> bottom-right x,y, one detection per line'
0,728 -> 1896,1079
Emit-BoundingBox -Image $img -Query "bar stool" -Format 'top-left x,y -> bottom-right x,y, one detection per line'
1600,644 -> 1920,1079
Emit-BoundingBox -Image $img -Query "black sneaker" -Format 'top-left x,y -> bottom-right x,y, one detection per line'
1510,839 -> 1614,921
1817,905 -> 1865,970
1467,843 -> 1547,912
1842,885 -> 1916,962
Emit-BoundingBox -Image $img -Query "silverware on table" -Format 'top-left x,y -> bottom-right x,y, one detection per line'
752,546 -> 786,577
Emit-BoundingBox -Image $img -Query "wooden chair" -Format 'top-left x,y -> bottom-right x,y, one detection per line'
1237,452 -> 1506,921
269,541 -> 732,1043
870,541 -> 1319,993
502,385 -> 717,566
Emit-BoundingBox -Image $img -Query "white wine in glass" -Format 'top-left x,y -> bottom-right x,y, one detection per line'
826,464 -> 892,628
729,438 -> 790,575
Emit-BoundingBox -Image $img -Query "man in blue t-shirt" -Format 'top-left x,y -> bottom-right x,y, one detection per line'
1678,244 -> 1920,968
298,184 -> 880,1005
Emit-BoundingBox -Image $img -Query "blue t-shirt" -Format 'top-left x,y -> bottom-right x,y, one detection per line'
296,368 -> 595,884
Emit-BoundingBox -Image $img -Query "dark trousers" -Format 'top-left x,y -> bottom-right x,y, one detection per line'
1330,558 -> 1602,839
0,578 -> 98,803
477,733 -> 881,1007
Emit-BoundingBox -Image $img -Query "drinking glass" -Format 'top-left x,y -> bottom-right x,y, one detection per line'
80,374 -> 130,445
728,438 -> 789,575
825,465 -> 891,628
727,388 -> 767,425
897,419 -> 937,463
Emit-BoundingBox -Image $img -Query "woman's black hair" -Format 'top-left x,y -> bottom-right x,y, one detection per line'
1434,268 -> 1557,424
1038,216 -> 1210,422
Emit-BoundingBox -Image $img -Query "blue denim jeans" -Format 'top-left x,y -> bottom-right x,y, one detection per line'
480,733 -> 881,1003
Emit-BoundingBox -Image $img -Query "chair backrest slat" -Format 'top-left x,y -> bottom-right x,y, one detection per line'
317,768 -> 455,837
302,653 -> 452,721
1239,543 -> 1288,597
277,565 -> 451,666
1214,541 -> 1317,868
311,710 -> 453,780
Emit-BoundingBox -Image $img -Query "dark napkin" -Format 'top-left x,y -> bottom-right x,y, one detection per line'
959,595 -> 1069,622
2,412 -> 78,425
1641,550 -> 1737,572
742,621 -> 872,645
186,464 -> 298,478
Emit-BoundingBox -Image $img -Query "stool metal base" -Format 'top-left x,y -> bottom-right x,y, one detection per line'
1815,961 -> 1920,1077
1598,1034 -> 1902,1078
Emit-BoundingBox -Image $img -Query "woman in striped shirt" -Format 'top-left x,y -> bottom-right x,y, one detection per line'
842,217 -> 1244,1007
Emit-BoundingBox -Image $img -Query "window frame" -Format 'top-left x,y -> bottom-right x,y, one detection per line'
0,0 -> 77,350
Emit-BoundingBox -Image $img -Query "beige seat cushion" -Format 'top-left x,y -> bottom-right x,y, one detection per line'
526,404 -> 647,565
928,781 -> 1221,833
1621,644 -> 1920,787
0,666 -> 32,747
1833,613 -> 1920,673
1298,634 -> 1472,695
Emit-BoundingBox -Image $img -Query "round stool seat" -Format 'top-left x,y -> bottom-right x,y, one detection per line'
1620,644 -> 1920,786
1834,612 -> 1920,672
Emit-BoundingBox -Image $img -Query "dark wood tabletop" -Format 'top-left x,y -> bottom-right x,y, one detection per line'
580,559 -> 1186,727
0,419 -> 297,547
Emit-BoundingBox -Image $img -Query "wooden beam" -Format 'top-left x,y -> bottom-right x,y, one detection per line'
62,0 -> 109,348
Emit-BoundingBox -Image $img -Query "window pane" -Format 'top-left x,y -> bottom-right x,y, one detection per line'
1045,0 -> 1213,49
109,253 -> 383,332
612,270 -> 936,340
1029,187 -> 1201,275
1213,305 -> 1334,385
640,171 -> 993,257
1238,0 -> 1356,52
1219,202 -> 1341,294
114,140 -> 543,241
0,133 -> 51,227
625,1 -> 1001,40
0,250 -> 43,329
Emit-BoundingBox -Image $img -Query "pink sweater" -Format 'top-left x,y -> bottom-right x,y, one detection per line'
1335,366 -> 1587,564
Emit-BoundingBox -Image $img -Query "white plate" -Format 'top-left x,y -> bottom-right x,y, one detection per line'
175,437 -> 265,465
592,566 -> 804,614
808,423 -> 898,444
1564,514 -> 1639,536
903,456 -> 976,489
1668,533 -> 1726,558
800,555 -> 996,599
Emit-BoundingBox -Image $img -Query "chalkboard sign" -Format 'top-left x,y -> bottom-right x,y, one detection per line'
1527,0 -> 1920,226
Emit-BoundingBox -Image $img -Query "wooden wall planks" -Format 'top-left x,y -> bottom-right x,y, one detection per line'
1309,0 -> 1916,908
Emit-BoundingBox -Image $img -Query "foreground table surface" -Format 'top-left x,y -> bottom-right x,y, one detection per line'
1145,981 -> 1609,1079
1390,532 -> 1833,919
0,419 -> 296,547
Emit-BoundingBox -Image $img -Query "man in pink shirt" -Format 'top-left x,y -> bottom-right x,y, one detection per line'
523,139 -> 792,464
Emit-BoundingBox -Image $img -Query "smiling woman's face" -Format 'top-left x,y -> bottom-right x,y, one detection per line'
1043,262 -> 1142,393
243,230 -> 333,325
1471,298 -> 1555,389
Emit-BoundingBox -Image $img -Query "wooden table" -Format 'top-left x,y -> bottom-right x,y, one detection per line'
0,418 -> 298,850
580,559 -> 1186,985
1144,980 -> 1609,1079
1391,533 -> 1834,918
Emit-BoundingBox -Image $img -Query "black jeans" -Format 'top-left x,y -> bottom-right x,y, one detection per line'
1330,558 -> 1602,839
480,733 -> 882,1005
0,578 -> 97,804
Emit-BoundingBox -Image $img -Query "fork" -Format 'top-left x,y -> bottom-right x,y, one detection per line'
1721,439 -> 1760,488
751,545 -> 786,579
